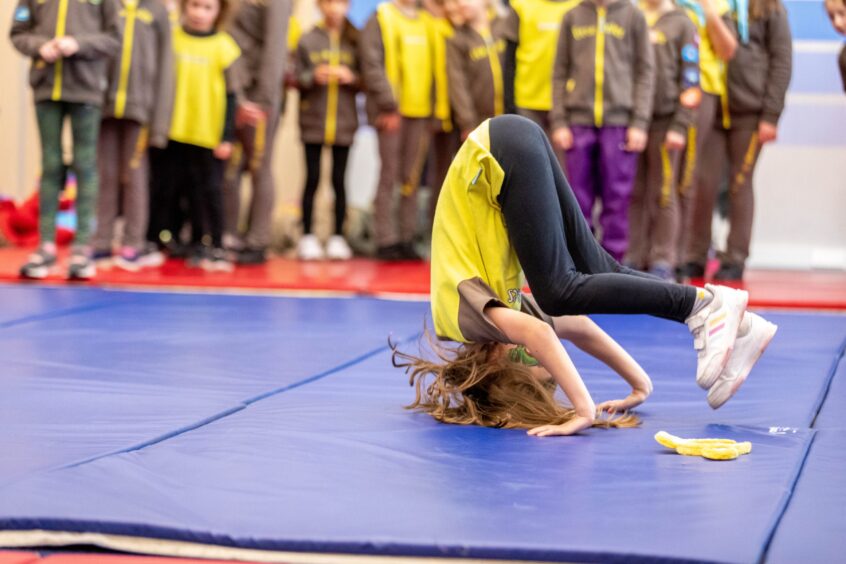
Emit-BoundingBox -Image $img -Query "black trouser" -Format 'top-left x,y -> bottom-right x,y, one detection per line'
302,143 -> 349,235
159,141 -> 225,248
489,115 -> 695,323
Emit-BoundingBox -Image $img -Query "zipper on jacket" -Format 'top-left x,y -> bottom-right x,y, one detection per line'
115,0 -> 139,118
51,0 -> 70,100
324,31 -> 340,145
593,6 -> 607,127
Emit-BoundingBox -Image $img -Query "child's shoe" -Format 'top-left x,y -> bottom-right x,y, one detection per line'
298,234 -> 324,260
186,245 -> 206,269
20,247 -> 58,279
202,247 -> 234,272
325,235 -> 352,260
707,312 -> 778,409
686,284 -> 748,390
237,246 -> 267,265
67,247 -> 96,281
92,248 -> 114,270
113,246 -> 142,272
137,243 -> 166,268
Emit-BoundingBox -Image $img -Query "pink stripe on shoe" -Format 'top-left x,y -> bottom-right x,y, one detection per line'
708,323 -> 725,337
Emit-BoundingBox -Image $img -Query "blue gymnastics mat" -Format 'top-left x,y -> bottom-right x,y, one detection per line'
1,286 -> 845,563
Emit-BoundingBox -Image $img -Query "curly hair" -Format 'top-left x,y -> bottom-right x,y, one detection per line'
391,332 -> 639,430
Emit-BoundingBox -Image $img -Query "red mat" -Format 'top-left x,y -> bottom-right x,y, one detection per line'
1,247 -> 844,310
0,552 -> 40,564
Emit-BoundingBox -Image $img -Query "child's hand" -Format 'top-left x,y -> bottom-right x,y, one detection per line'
597,388 -> 650,414
528,415 -> 594,437
552,127 -> 573,151
56,36 -> 80,57
664,130 -> 686,151
334,65 -> 356,85
625,127 -> 648,152
758,120 -> 778,144
39,40 -> 61,63
214,141 -> 233,160
314,64 -> 331,85
236,101 -> 266,127
376,112 -> 401,132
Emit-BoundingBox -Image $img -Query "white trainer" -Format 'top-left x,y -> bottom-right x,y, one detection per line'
707,312 -> 778,409
325,235 -> 352,260
297,234 -> 325,261
686,284 -> 749,390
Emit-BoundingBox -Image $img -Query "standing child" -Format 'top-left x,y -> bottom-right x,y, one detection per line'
447,0 -> 507,139
625,0 -> 699,280
10,0 -> 120,279
826,0 -> 846,90
686,0 -> 791,280
396,115 -> 777,434
91,0 -> 174,271
223,0 -> 291,265
160,0 -> 240,271
360,0 -> 434,261
550,0 -> 656,261
295,0 -> 359,260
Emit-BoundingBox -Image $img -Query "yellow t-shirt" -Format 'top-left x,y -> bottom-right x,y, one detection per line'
431,119 -> 526,343
169,27 -> 241,149
512,0 -> 580,111
377,3 -> 433,118
685,0 -> 730,95
430,16 -> 454,124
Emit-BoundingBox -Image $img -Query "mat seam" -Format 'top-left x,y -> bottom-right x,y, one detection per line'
0,298 -> 131,329
809,334 -> 846,428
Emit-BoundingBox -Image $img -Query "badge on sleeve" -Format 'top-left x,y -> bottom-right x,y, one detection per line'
682,44 -> 699,63
14,6 -> 31,21
684,68 -> 700,88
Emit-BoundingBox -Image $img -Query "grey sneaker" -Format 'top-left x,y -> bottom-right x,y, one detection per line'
67,248 -> 96,280
20,247 -> 58,279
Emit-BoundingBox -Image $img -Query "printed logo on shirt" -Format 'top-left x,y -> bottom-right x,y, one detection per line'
14,6 -> 30,21
682,44 -> 699,63
536,21 -> 560,32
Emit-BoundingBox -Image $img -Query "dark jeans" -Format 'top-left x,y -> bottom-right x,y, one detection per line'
302,143 -> 350,235
35,101 -> 101,246
158,141 -> 224,248
489,115 -> 695,323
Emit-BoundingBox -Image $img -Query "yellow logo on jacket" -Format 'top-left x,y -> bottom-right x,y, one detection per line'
469,40 -> 505,62
572,22 -> 625,40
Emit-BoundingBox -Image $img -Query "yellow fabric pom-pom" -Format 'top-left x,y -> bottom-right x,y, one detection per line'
655,431 -> 752,461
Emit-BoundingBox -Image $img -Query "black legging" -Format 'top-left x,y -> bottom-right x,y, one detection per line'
489,115 -> 695,323
302,143 -> 349,235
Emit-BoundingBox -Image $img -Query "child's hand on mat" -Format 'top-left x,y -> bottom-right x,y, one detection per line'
528,415 -> 595,437
39,40 -> 61,63
625,127 -> 648,152
552,127 -> 573,151
597,389 -> 649,414
664,130 -> 686,151
214,142 -> 233,160
56,36 -> 79,57
376,112 -> 401,132
758,121 -> 778,144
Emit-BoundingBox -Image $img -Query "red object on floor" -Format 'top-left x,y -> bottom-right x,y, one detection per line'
0,246 -> 844,310
0,552 -> 40,564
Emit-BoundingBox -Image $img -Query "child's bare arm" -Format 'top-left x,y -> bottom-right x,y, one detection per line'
486,306 -> 596,435
553,316 -> 652,412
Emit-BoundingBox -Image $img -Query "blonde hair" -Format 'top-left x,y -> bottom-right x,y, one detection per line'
391,332 -> 639,430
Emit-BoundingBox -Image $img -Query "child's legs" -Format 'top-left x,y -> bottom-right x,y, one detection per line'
685,126 -> 728,265
624,148 -> 650,269
301,143 -> 322,235
564,125 -> 600,226
489,115 -> 695,321
146,146 -> 167,245
428,128 -> 460,229
204,156 -> 225,249
398,117 -> 429,243
177,143 -> 208,246
222,134 -> 246,240
68,103 -> 102,247
374,127 -> 401,247
243,108 -> 281,248
597,126 -> 638,261
34,101 -> 67,245
92,118 -> 121,250
330,144 -> 350,235
724,128 -> 761,267
647,142 -> 681,268
119,120 -> 150,250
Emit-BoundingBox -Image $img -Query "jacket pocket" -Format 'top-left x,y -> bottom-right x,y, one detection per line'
29,59 -> 51,89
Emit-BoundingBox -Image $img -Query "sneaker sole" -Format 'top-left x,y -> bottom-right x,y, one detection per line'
707,322 -> 778,409
697,288 -> 749,390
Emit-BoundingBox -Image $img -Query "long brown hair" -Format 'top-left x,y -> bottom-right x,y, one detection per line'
391,332 -> 639,430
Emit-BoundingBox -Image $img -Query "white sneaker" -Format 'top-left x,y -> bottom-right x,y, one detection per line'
686,284 -> 749,390
707,312 -> 777,409
297,234 -> 324,260
325,235 -> 352,260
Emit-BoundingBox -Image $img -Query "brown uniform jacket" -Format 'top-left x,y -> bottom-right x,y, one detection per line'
446,18 -> 506,134
296,21 -> 360,146
726,5 -> 792,127
10,0 -> 121,106
228,0 -> 291,109
359,9 -> 396,122
550,0 -> 654,130
102,0 -> 173,147
649,7 -> 699,135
